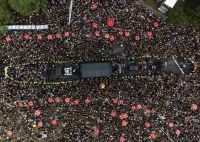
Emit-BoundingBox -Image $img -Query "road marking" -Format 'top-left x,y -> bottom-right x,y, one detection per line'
172,56 -> 185,75
68,0 -> 74,25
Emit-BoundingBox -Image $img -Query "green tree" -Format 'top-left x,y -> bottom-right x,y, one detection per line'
0,0 -> 14,24
167,0 -> 200,27
0,26 -> 8,35
8,0 -> 47,16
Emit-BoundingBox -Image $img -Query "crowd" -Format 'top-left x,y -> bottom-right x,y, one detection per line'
0,0 -> 199,141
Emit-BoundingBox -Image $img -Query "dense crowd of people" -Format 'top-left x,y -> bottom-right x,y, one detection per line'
0,0 -> 199,141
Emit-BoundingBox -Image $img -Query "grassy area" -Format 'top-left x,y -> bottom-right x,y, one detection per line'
143,0 -> 158,10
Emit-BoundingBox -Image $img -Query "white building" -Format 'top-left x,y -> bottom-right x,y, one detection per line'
158,0 -> 178,13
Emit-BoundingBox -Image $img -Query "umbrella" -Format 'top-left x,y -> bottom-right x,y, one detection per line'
24,34 -> 30,39
84,98 -> 91,104
34,110 -> 41,117
64,98 -> 71,104
112,98 -> 118,104
118,99 -> 124,105
18,102 -> 24,107
136,104 -> 142,110
191,103 -> 198,111
6,36 -> 11,42
119,113 -> 128,120
6,130 -> 13,136
175,129 -> 181,136
38,121 -> 43,128
28,101 -> 34,107
104,34 -> 110,39
144,121 -> 151,128
51,119 -> 57,126
121,120 -> 128,127
109,35 -> 115,42
64,32 -> 70,37
106,18 -> 115,28
118,29 -> 123,36
153,21 -> 159,27
92,128 -> 100,137
73,99 -> 79,105
47,34 -> 53,40
48,97 -> 54,103
146,31 -> 153,38
55,97 -> 61,103
92,22 -> 98,29
125,31 -> 130,37
168,122 -> 174,128
119,135 -> 125,142
94,31 -> 100,36
55,33 -> 61,38
99,83 -> 105,89
37,34 -> 42,40
135,35 -> 140,41
91,2 -> 98,10
149,133 -> 157,139
110,110 -> 117,117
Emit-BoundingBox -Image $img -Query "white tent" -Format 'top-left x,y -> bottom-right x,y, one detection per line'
164,0 -> 178,8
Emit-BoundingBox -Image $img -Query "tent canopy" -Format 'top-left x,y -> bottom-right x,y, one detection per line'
164,0 -> 177,8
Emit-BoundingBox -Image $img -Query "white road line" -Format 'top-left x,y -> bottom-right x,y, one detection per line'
172,56 -> 185,75
68,0 -> 74,25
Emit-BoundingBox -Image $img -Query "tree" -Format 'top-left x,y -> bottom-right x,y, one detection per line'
8,0 -> 47,16
167,0 -> 200,27
0,0 -> 14,25
0,26 -> 8,35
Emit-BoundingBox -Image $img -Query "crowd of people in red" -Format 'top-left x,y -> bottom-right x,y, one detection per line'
0,0 -> 199,141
